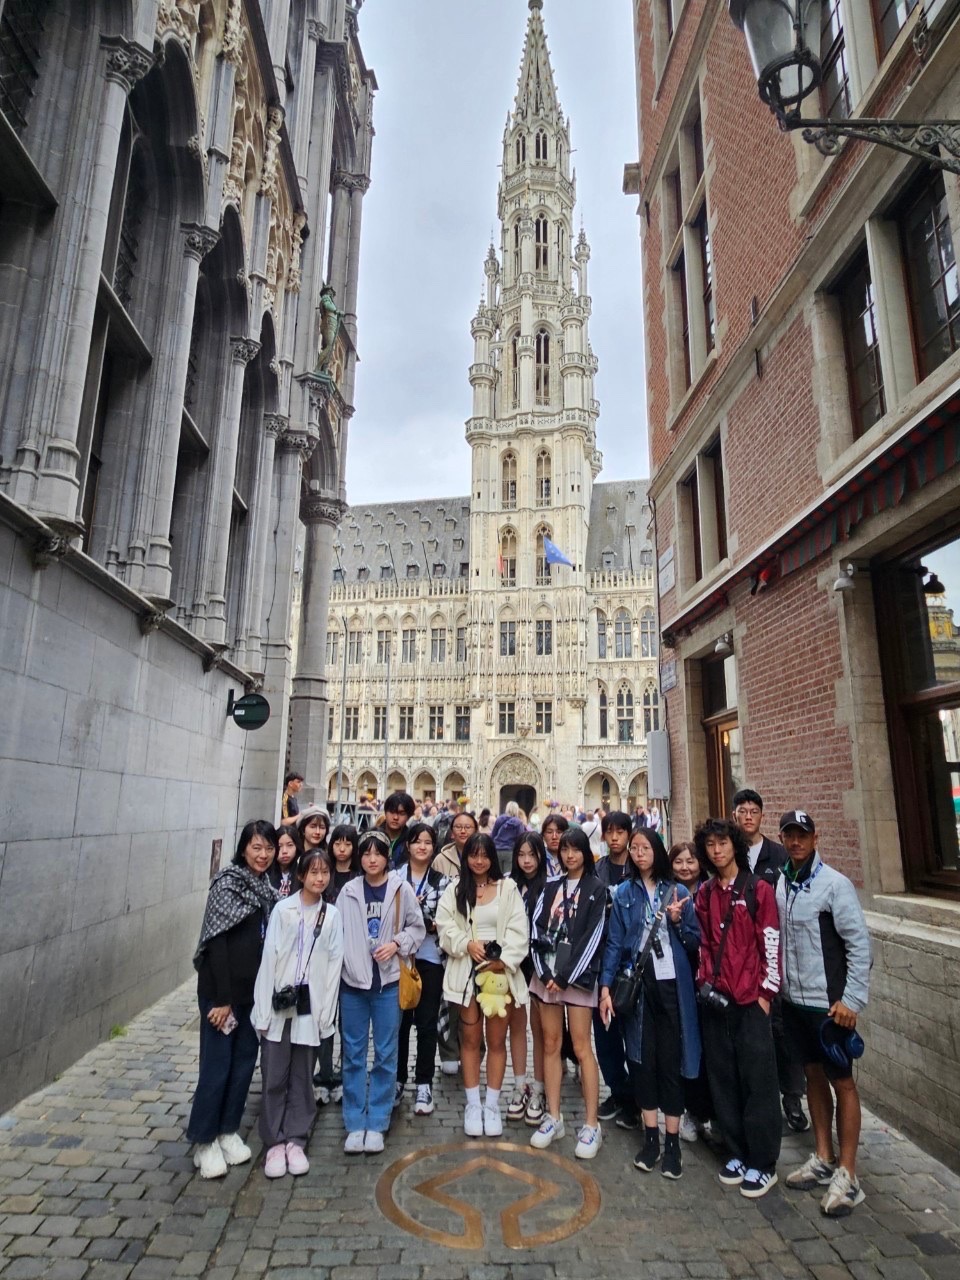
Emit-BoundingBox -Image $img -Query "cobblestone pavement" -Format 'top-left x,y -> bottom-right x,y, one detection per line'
2,984 -> 960,1279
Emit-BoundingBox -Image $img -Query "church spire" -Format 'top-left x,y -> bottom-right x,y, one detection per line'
512,0 -> 561,125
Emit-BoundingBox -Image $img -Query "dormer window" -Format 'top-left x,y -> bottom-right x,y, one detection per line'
406,563 -> 419,579
433,562 -> 445,577
357,566 -> 370,582
601,551 -> 615,570
380,564 -> 393,580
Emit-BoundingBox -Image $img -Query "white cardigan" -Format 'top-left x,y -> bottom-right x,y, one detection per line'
252,892 -> 343,1045
436,877 -> 529,1008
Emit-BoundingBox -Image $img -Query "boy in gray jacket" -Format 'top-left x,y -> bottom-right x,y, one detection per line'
775,810 -> 872,1218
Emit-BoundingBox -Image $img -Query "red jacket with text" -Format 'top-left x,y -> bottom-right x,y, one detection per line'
695,873 -> 781,1005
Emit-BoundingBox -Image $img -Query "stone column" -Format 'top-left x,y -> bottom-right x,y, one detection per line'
194,336 -> 261,644
328,172 -> 352,297
236,412 -> 285,672
127,222 -> 220,600
15,37 -> 153,526
289,496 -> 342,797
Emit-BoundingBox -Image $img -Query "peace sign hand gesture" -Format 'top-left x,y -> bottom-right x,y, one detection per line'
664,885 -> 684,925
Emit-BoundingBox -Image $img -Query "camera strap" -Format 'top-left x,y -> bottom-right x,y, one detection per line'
630,884 -> 669,974
709,871 -> 749,991
295,900 -> 327,985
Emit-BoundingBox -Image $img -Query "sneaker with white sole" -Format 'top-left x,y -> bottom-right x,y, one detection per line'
740,1168 -> 778,1199
597,1095 -> 623,1122
264,1144 -> 286,1178
507,1086 -> 530,1121
820,1166 -> 865,1217
786,1152 -> 836,1190
364,1130 -> 385,1154
285,1143 -> 309,1175
193,1141 -> 227,1179
718,1157 -> 746,1186
530,1113 -> 565,1149
464,1102 -> 484,1137
575,1124 -> 602,1159
525,1091 -> 545,1127
414,1085 -> 435,1115
217,1132 -> 252,1165
679,1113 -> 699,1143
483,1105 -> 503,1137
440,1060 -> 460,1075
344,1130 -> 366,1154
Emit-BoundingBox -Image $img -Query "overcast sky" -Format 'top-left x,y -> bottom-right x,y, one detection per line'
346,0 -> 646,505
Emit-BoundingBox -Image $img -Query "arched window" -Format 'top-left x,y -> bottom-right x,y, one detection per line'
556,222 -> 566,273
598,686 -> 608,740
499,528 -> 517,586
515,132 -> 526,165
557,139 -> 564,170
501,451 -> 517,509
510,333 -> 520,409
617,685 -> 634,743
535,526 -> 551,585
536,449 -> 551,507
513,222 -> 521,277
535,129 -> 548,161
615,608 -> 633,658
535,214 -> 548,274
643,685 -> 660,736
640,607 -> 657,657
535,328 -> 550,404
597,611 -> 608,659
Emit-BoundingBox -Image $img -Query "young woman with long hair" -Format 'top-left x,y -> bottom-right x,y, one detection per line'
507,830 -> 549,1125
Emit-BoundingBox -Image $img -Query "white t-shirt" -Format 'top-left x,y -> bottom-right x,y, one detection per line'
747,838 -> 763,873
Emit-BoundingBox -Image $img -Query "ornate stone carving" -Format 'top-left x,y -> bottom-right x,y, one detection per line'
333,171 -> 371,194
287,212 -> 306,293
202,646 -> 228,673
236,268 -> 249,289
259,106 -> 284,201
30,530 -> 71,570
222,129 -> 245,210
138,609 -> 167,635
264,413 -> 288,439
222,0 -> 244,66
278,424 -> 317,460
491,753 -> 541,792
244,675 -> 265,694
156,1 -> 199,46
230,336 -> 261,365
102,37 -> 154,92
300,497 -> 344,526
186,133 -> 208,182
181,222 -> 219,261
306,19 -> 327,41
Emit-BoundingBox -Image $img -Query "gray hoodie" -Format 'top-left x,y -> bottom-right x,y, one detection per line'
338,872 -> 426,989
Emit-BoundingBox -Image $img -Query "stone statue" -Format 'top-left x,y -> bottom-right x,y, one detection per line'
315,284 -> 342,375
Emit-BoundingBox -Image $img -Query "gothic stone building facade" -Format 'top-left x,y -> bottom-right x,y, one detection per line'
323,1 -> 658,816
628,0 -> 960,1163
0,0 -> 373,1110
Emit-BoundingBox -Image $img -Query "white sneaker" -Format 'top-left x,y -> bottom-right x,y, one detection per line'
679,1113 -> 699,1143
575,1124 -> 602,1160
414,1085 -> 435,1115
530,1113 -> 565,1149
483,1105 -> 503,1137
193,1141 -> 228,1179
344,1130 -> 366,1154
464,1102 -> 484,1137
217,1132 -> 251,1165
440,1060 -> 460,1076
363,1130 -> 385,1154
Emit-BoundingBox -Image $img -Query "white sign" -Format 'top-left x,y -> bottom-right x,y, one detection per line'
660,659 -> 678,693
658,544 -> 675,596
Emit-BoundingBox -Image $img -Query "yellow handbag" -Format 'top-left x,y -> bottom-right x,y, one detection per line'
393,892 -> 422,1010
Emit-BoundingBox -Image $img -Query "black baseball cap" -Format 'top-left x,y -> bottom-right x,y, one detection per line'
779,809 -> 816,834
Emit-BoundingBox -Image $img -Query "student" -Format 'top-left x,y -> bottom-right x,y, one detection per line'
186,821 -> 278,1179
507,831 -> 550,1125
437,833 -> 530,1137
394,823 -> 450,1116
540,813 -> 568,878
434,810 -> 478,879
382,791 -> 416,867
528,828 -> 606,1159
599,829 -> 701,1180
595,811 -> 637,1131
269,825 -> 303,899
297,806 -> 331,854
668,840 -> 714,1141
732,788 -> 809,1134
337,829 -> 425,1154
490,802 -> 526,871
478,808 -> 494,836
327,824 -> 360,905
253,848 -> 344,1177
280,772 -> 304,826
776,810 -> 872,1217
694,818 -> 782,1199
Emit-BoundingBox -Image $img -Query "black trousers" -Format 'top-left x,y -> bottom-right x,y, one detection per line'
628,977 -> 684,1118
701,1000 -> 781,1173
772,993 -> 806,1097
397,959 -> 444,1085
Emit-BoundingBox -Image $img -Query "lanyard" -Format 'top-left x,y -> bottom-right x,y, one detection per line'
408,866 -> 431,900
295,900 -> 325,985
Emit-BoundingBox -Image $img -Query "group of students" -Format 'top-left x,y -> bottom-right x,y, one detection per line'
185,787 -> 872,1219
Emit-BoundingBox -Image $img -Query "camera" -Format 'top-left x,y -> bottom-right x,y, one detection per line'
697,983 -> 730,1012
421,902 -> 436,930
272,983 -> 312,1015
483,940 -> 502,961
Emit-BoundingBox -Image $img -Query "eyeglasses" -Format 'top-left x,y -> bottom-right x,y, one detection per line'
735,807 -> 762,818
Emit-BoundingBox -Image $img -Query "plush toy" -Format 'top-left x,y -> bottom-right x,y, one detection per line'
475,968 -> 512,1019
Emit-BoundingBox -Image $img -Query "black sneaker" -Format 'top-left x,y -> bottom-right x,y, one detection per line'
740,1168 -> 779,1199
615,1107 -> 640,1131
633,1129 -> 660,1172
597,1096 -> 623,1121
661,1140 -> 682,1180
783,1094 -> 810,1133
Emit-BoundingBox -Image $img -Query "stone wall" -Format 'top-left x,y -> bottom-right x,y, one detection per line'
0,524 -> 256,1114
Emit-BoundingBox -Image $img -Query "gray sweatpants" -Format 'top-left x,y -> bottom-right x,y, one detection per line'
259,1021 -> 316,1149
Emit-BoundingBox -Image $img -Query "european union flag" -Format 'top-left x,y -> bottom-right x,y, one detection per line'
543,537 -> 574,568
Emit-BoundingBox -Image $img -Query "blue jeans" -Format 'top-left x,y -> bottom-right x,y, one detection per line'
593,1007 -> 631,1103
340,982 -> 401,1135
185,998 -> 259,1144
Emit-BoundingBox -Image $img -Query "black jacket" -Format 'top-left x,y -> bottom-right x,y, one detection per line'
752,835 -> 787,888
530,875 -> 606,991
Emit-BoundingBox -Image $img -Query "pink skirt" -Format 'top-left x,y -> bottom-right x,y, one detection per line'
529,974 -> 598,1008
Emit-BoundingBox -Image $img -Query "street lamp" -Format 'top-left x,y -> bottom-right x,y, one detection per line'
728,0 -> 960,175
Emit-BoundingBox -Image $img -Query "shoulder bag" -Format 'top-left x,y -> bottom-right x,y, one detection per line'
393,890 -> 422,1011
611,883 -> 669,1016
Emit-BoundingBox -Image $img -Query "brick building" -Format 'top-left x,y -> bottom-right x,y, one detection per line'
626,2 -> 960,1163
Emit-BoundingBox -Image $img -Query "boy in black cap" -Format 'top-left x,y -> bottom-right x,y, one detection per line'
775,810 -> 872,1217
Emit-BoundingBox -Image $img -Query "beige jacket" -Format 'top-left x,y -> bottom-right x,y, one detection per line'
436,877 -> 529,1008
432,843 -> 461,880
